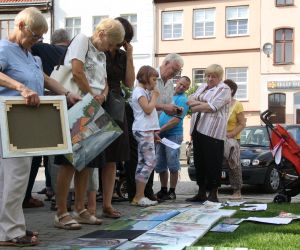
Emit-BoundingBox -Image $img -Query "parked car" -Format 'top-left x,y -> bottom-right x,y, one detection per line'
187,125 -> 300,193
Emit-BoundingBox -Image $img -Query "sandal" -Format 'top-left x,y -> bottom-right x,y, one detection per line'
131,197 -> 158,207
0,235 -> 38,247
22,198 -> 44,208
102,207 -> 122,219
26,230 -> 38,237
73,209 -> 102,225
54,212 -> 81,230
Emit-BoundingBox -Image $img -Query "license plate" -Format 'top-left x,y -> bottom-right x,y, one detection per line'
221,171 -> 226,179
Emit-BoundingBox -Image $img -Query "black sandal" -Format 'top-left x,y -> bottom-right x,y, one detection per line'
0,235 -> 38,247
26,230 -> 39,237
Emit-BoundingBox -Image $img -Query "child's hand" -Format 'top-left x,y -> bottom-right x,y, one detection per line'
154,131 -> 161,142
151,88 -> 160,97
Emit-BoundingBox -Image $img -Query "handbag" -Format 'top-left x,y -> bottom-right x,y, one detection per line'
103,90 -> 125,123
50,36 -> 88,96
50,64 -> 82,96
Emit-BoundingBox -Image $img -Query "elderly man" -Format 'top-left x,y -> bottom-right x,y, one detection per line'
155,76 -> 191,200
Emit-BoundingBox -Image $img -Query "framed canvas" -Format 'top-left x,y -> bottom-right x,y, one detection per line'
0,96 -> 72,158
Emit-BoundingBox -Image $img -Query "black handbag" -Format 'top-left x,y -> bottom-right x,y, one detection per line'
103,91 -> 125,123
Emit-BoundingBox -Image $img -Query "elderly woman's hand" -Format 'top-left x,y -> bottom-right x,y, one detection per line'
187,99 -> 200,107
20,87 -> 40,106
66,92 -> 82,105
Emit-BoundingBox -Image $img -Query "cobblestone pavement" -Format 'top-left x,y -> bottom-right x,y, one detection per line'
1,165 -> 299,249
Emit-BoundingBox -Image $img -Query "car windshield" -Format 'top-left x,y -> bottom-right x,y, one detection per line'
240,127 -> 269,147
240,126 -> 300,147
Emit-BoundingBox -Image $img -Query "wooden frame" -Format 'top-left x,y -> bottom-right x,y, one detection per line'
0,96 -> 72,158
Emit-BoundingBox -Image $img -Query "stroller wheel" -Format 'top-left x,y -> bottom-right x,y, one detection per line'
273,194 -> 291,203
116,177 -> 128,200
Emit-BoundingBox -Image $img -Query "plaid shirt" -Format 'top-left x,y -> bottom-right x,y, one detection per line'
190,82 -> 231,140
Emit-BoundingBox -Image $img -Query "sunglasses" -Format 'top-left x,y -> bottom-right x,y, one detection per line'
26,26 -> 43,41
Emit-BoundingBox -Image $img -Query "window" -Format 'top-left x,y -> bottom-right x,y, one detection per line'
92,16 -> 108,31
65,17 -> 81,39
0,20 -> 14,39
225,67 -> 248,100
276,0 -> 294,6
162,11 -> 183,40
193,8 -> 215,38
268,93 -> 286,123
120,14 -> 137,42
226,6 -> 248,36
274,28 -> 293,64
192,68 -> 205,87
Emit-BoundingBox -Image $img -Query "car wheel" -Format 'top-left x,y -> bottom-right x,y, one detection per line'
116,177 -> 128,199
264,165 -> 280,193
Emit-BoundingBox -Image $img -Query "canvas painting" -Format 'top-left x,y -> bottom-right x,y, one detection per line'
0,96 -> 72,158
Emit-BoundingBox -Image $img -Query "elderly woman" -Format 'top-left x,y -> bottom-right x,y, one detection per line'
0,7 -> 79,247
224,79 -> 246,200
54,18 -> 125,230
186,64 -> 231,203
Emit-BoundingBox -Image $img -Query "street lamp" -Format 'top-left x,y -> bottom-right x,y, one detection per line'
263,43 -> 273,57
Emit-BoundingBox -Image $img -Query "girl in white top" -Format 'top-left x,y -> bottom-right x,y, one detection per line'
130,65 -> 160,207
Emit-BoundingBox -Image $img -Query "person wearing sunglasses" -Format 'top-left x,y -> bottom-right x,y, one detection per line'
0,8 -> 81,247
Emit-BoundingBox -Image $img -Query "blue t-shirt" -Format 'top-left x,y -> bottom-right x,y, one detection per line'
0,40 -> 44,96
159,93 -> 189,136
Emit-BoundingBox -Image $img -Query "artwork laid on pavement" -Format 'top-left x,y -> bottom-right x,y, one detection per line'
0,96 -> 72,158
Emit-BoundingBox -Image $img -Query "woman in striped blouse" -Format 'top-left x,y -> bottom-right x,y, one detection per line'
186,64 -> 231,202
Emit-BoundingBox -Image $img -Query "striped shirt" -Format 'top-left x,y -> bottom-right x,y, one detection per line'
190,82 -> 231,140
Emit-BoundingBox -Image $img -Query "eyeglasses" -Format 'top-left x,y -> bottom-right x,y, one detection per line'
26,26 -> 43,41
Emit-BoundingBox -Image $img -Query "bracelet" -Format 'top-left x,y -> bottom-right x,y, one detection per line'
64,91 -> 70,97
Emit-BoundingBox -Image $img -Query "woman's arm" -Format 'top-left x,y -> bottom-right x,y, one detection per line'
187,100 -> 213,113
227,111 -> 247,138
138,90 -> 159,115
0,72 -> 39,105
123,42 -> 135,88
71,59 -> 93,95
44,73 -> 81,105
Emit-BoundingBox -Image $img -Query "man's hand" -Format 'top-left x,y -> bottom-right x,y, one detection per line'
123,41 -> 133,54
163,103 -> 180,116
20,87 -> 40,106
154,131 -> 161,143
66,92 -> 82,105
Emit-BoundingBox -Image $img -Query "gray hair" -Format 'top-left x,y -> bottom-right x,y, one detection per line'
163,53 -> 184,67
51,29 -> 70,45
15,7 -> 48,33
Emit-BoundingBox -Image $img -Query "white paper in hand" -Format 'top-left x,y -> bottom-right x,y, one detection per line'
161,138 -> 181,149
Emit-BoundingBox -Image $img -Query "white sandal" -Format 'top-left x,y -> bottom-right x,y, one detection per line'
131,197 -> 158,207
73,209 -> 102,225
54,212 -> 81,230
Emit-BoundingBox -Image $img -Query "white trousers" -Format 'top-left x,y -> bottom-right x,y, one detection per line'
0,149 -> 32,240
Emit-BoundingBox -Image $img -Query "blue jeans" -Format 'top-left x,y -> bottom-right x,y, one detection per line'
155,134 -> 183,173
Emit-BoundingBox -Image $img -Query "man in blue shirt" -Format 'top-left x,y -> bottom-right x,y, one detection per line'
155,76 -> 191,200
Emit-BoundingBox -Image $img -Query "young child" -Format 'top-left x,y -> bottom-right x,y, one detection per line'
130,65 -> 160,207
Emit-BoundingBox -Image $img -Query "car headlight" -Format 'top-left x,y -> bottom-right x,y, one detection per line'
252,159 -> 260,166
241,159 -> 251,167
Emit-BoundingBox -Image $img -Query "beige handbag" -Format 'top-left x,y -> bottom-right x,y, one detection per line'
50,64 -> 82,96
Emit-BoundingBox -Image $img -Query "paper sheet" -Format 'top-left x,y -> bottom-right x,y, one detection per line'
161,137 -> 181,149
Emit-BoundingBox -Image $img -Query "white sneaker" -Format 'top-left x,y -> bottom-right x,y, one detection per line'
132,197 -> 158,207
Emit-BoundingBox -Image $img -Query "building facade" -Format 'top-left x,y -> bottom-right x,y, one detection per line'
53,0 -> 154,71
154,0 -> 262,126
261,0 -> 300,124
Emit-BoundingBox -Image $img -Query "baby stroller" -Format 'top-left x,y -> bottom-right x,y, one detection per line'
260,110 -> 300,203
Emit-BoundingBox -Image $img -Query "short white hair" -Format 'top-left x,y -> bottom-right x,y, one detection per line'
15,7 -> 48,33
163,53 -> 184,67
95,18 -> 125,45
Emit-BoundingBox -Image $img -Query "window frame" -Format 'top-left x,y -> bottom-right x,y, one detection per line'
92,15 -> 109,32
161,10 -> 184,41
275,0 -> 294,7
274,27 -> 294,65
193,8 -> 216,39
192,68 -> 206,87
120,14 -> 137,42
65,17 -> 81,39
225,67 -> 248,101
0,19 -> 14,40
225,5 -> 249,37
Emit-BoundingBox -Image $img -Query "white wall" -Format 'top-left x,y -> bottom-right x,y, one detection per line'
53,0 -> 154,71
